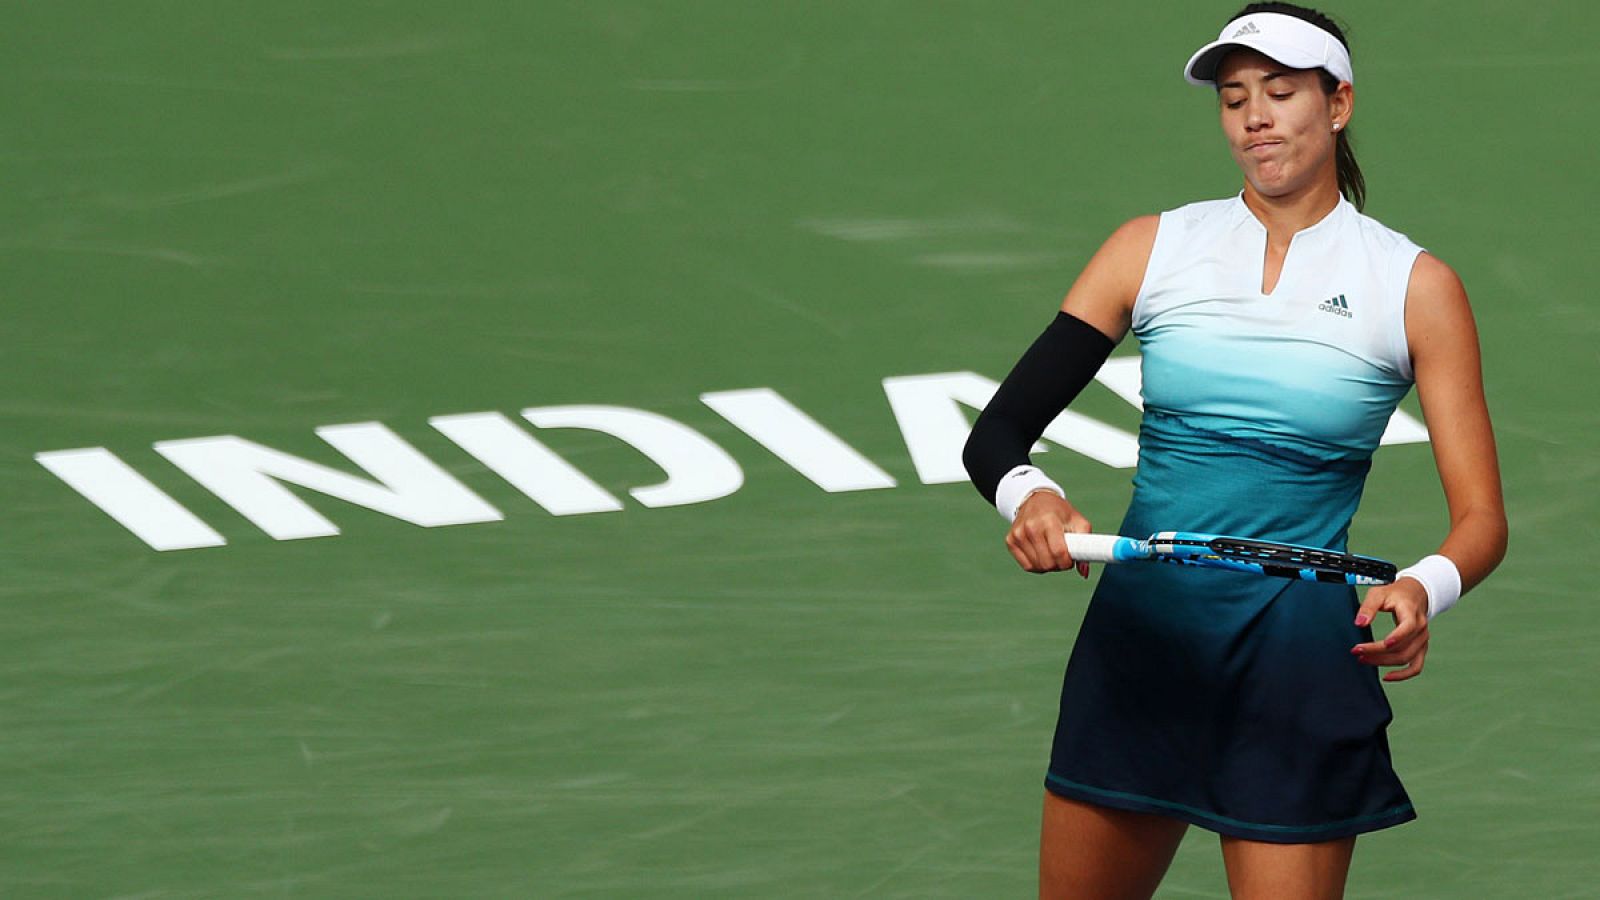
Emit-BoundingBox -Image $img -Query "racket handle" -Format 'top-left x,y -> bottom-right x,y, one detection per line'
1064,533 -> 1127,564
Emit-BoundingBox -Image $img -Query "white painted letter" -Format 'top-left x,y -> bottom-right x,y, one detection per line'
1379,410 -> 1429,446
701,388 -> 896,492
883,371 -> 1140,484
153,423 -> 502,541
430,411 -> 624,515
522,406 -> 742,508
35,448 -> 227,551
1093,357 -> 1145,410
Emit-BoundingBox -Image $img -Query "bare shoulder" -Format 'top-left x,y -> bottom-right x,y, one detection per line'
1405,252 -> 1479,358
1103,215 -> 1161,263
1408,251 -> 1468,305
1060,216 -> 1160,340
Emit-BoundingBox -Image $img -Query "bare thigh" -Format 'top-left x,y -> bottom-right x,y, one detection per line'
1220,834 -> 1356,900
1039,792 -> 1188,900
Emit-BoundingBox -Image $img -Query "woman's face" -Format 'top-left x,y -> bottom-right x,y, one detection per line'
1215,49 -> 1351,200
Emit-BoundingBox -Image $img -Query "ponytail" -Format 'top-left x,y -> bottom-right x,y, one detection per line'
1327,75 -> 1366,211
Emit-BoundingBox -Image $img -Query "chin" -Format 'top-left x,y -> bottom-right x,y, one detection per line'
1245,168 -> 1302,198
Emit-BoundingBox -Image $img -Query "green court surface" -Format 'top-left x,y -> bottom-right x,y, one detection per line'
3,3 -> 1597,896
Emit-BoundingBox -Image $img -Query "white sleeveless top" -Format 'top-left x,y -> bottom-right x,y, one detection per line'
1131,195 -> 1423,461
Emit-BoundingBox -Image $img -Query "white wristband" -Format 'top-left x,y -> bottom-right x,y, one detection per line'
1396,554 -> 1462,620
994,465 -> 1064,522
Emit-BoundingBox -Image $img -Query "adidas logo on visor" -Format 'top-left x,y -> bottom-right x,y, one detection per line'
1231,21 -> 1261,37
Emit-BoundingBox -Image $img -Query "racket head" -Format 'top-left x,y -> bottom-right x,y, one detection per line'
1148,531 -> 1397,585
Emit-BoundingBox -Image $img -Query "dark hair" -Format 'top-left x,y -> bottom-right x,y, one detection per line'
1226,3 -> 1365,210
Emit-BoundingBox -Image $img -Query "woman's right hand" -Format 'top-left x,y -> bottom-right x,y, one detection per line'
1006,491 -> 1092,578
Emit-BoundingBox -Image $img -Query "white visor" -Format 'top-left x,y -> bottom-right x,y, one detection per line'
1184,11 -> 1354,86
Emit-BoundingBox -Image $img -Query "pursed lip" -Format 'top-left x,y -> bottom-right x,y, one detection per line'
1243,138 -> 1284,154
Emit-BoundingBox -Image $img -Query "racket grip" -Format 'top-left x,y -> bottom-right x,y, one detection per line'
1064,533 -> 1124,564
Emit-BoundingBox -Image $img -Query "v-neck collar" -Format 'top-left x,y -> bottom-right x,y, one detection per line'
1228,193 -> 1350,297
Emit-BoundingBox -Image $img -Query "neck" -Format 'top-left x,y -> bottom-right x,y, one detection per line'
1240,176 -> 1343,243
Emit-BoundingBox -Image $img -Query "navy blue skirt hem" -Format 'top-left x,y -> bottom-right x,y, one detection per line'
1044,772 -> 1416,844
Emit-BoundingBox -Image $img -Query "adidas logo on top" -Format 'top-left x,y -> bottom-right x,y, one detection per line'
1318,294 -> 1352,318
1231,21 -> 1261,37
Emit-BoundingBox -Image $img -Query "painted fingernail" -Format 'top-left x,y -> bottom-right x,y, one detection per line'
1354,614 -> 1371,627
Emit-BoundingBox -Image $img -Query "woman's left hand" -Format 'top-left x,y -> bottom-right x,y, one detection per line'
1350,579 -> 1431,682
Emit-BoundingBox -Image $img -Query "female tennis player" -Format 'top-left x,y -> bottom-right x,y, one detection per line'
963,4 -> 1506,898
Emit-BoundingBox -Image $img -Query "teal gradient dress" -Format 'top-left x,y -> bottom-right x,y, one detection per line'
1044,196 -> 1424,842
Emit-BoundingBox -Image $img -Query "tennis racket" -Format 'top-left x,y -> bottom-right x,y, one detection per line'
1064,531 -> 1396,585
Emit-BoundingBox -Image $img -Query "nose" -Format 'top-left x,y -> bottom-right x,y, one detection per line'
1244,95 -> 1272,132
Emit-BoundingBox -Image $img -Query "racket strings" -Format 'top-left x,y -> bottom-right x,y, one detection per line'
1206,538 -> 1397,581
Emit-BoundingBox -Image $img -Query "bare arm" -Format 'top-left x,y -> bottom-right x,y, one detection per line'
1058,215 -> 1157,341
1406,253 -> 1509,588
1007,216 -> 1157,573
1353,252 -> 1508,680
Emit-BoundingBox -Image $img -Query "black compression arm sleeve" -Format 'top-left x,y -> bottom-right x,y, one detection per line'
962,311 -> 1117,505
